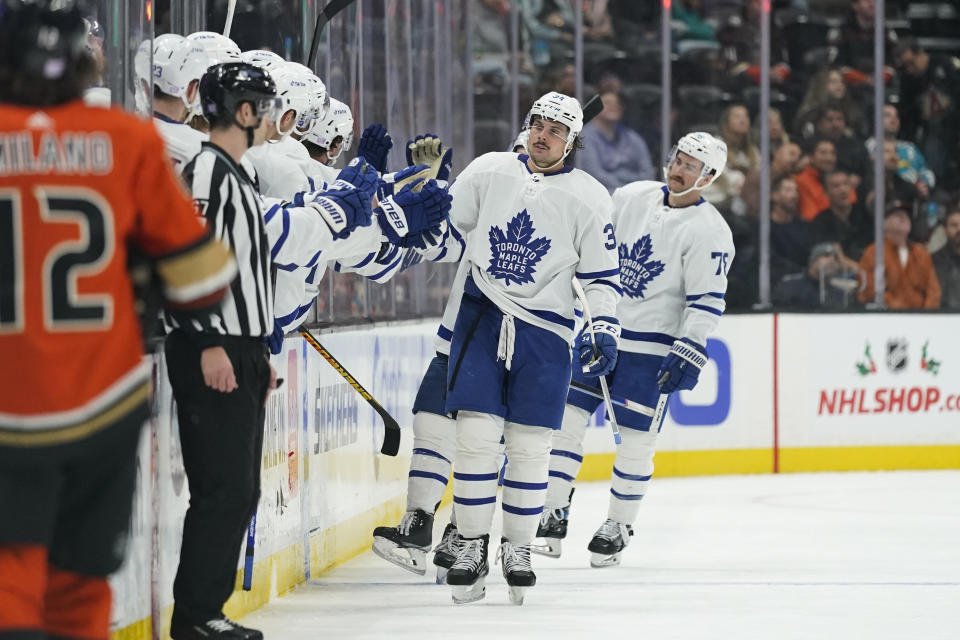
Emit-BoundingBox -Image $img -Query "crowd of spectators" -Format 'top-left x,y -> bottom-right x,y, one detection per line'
474,0 -> 960,312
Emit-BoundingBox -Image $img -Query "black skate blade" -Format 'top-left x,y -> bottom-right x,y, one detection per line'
372,538 -> 428,575
530,537 -> 561,558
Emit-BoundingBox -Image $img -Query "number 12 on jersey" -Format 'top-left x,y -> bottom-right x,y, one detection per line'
711,251 -> 729,276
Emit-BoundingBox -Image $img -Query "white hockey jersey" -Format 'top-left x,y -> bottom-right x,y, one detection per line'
153,113 -> 206,173
441,152 -> 620,344
245,137 -> 313,199
610,181 -> 734,356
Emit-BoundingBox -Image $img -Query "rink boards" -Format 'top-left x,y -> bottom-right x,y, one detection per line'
109,314 -> 960,638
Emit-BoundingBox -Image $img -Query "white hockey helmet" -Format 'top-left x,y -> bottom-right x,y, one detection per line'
186,31 -> 241,66
280,62 -> 329,134
511,129 -> 530,153
269,64 -> 318,138
527,91 -> 583,146
241,49 -> 285,71
303,97 -> 354,163
142,34 -> 211,112
664,131 -> 727,195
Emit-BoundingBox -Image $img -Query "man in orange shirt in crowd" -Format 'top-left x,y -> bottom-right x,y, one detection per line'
795,138 -> 858,221
859,201 -> 940,308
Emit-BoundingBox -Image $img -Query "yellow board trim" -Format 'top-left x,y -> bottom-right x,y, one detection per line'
110,444 -> 959,639
779,444 -> 960,472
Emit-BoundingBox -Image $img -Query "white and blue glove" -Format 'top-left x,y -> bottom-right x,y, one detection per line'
335,157 -> 379,201
376,178 -> 452,249
357,123 -> 393,173
405,133 -> 453,182
657,338 -> 708,393
266,319 -> 285,355
306,183 -> 372,239
576,317 -> 620,378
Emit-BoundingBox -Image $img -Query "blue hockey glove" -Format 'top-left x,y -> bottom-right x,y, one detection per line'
657,338 -> 708,393
266,320 -> 285,355
307,183 -> 372,239
405,133 -> 453,182
377,164 -> 431,200
576,317 -> 620,377
376,179 -> 452,248
357,123 -> 393,173
335,157 -> 379,201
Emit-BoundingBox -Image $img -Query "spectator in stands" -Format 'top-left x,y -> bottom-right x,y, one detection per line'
865,140 -> 924,237
672,0 -> 716,42
773,242 -> 863,309
808,102 -> 870,184
835,0 -> 898,86
812,169 -> 873,259
578,91 -> 655,192
771,175 -> 817,282
865,103 -> 936,199
796,138 -> 857,221
522,0 -> 574,67
767,108 -> 791,152
895,38 -> 960,191
932,208 -> 960,309
708,104 -> 759,214
859,201 -> 941,308
794,69 -> 865,139
742,141 -> 803,218
583,0 -> 614,41
719,0 -> 791,90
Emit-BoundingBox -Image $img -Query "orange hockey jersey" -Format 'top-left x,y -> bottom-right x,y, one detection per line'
0,101 -> 236,448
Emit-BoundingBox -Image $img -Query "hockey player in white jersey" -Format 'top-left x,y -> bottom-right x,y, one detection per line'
534,131 -> 734,568
134,34 -> 210,171
421,92 -> 621,605
301,97 -> 354,183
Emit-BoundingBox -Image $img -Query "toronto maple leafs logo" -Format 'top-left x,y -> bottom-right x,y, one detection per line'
487,209 -> 552,286
619,234 -> 664,298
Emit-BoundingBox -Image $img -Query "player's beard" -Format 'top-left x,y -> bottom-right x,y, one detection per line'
529,140 -> 565,170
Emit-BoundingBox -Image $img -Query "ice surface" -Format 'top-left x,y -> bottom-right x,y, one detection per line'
242,471 -> 960,640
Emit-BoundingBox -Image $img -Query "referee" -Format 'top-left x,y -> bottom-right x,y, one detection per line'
164,62 -> 282,640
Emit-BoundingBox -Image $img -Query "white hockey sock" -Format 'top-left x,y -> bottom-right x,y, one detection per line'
501,422 -> 552,545
406,411 -> 457,513
607,426 -> 657,524
544,405 -> 590,509
452,411 -> 504,539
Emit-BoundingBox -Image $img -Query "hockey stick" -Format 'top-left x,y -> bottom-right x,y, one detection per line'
242,512 -> 256,590
299,327 -> 400,456
568,380 -> 654,417
306,0 -> 358,69
581,94 -> 604,124
571,279 -> 621,445
223,0 -> 236,38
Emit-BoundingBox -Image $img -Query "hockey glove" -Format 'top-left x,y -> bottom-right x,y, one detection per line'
335,157 -> 379,201
576,317 -> 620,378
376,179 -> 452,249
657,338 -> 707,393
307,183 -> 372,239
357,123 -> 393,173
266,319 -> 285,355
377,164 -> 431,200
405,133 -> 453,182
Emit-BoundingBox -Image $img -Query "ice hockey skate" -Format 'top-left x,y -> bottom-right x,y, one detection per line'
588,518 -> 634,568
532,505 -> 570,558
497,538 -> 536,605
431,522 -> 461,584
446,535 -> 489,604
371,509 -> 434,575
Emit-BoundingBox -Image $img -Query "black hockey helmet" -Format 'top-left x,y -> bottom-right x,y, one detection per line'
199,62 -> 280,127
0,0 -> 89,81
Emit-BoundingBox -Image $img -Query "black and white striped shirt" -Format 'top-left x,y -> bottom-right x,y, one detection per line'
172,142 -> 274,337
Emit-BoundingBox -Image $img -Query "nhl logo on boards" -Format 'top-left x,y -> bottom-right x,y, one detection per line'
886,338 -> 908,374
